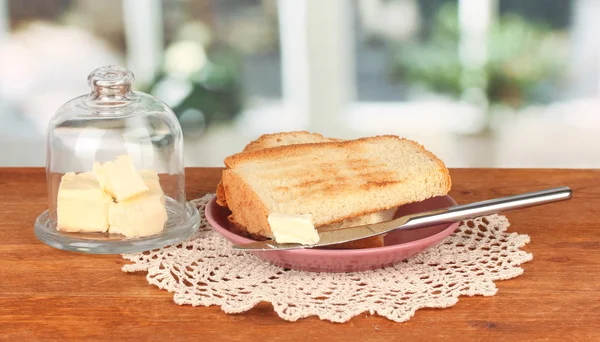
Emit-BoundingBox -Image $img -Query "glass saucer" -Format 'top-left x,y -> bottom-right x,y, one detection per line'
34,198 -> 199,254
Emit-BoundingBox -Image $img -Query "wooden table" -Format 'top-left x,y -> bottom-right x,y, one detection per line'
1,168 -> 598,341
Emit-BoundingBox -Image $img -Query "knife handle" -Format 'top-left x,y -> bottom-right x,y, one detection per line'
402,186 -> 572,230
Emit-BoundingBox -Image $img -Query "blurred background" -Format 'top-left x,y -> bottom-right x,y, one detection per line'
0,0 -> 598,168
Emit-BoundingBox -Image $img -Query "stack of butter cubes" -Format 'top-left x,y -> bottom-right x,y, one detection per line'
56,155 -> 168,238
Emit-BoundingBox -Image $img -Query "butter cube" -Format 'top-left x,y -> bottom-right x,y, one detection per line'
108,194 -> 168,238
139,169 -> 164,196
139,169 -> 166,206
56,172 -> 112,233
93,155 -> 148,202
268,213 -> 320,245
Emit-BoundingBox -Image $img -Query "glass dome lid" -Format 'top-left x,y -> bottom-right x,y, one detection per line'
34,65 -> 199,254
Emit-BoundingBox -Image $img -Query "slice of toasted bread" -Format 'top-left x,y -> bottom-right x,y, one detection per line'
221,135 -> 451,242
243,131 -> 341,152
218,131 -> 392,249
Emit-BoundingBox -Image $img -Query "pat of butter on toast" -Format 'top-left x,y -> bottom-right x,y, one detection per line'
268,213 -> 320,245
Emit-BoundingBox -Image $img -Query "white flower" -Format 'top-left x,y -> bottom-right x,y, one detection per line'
164,40 -> 208,78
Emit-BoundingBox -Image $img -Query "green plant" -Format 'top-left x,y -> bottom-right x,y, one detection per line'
145,40 -> 245,129
391,3 -> 568,108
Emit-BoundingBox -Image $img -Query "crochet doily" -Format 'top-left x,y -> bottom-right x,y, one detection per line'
121,194 -> 533,323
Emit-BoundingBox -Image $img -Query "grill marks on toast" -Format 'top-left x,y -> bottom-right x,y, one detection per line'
251,157 -> 403,198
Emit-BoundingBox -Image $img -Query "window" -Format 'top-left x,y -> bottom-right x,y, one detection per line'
0,0 -> 283,166
0,0 -> 598,167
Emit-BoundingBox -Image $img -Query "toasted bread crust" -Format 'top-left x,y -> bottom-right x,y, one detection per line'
216,180 -> 227,207
419,143 -> 453,192
243,131 -> 339,153
221,169 -> 273,238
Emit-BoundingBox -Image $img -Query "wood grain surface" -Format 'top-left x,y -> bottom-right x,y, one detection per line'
1,168 -> 598,341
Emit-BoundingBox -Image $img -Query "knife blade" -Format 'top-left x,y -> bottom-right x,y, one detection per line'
232,186 -> 572,252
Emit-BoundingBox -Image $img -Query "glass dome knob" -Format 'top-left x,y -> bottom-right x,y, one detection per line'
87,65 -> 136,103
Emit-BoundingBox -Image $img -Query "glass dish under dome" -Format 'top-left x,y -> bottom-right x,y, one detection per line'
34,65 -> 200,254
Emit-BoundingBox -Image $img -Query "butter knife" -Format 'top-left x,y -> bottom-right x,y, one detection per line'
232,186 -> 572,251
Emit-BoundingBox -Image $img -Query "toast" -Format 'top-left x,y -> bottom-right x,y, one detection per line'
217,131 -> 391,249
220,135 -> 451,244
216,131 -> 337,207
243,131 -> 341,153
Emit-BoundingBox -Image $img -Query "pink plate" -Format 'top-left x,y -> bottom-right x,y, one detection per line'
205,196 -> 460,273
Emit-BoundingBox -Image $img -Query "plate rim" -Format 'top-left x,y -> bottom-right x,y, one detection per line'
205,195 -> 460,256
